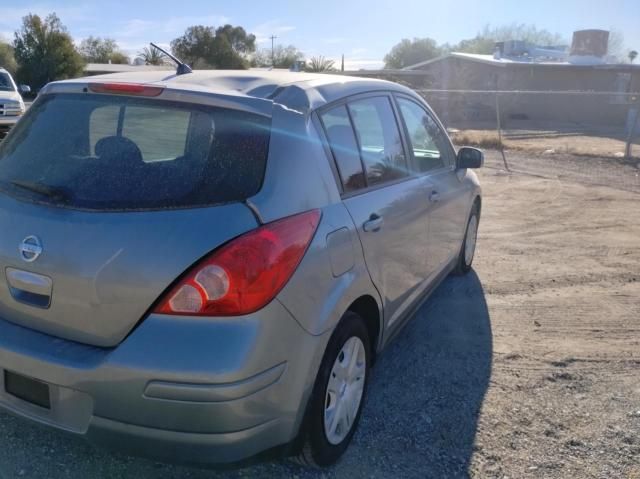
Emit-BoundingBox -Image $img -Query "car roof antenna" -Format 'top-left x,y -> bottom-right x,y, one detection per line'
150,42 -> 193,75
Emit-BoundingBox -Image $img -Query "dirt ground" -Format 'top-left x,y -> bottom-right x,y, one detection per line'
466,152 -> 640,478
0,151 -> 639,478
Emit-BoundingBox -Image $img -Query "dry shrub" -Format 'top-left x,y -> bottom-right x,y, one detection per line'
451,131 -> 503,149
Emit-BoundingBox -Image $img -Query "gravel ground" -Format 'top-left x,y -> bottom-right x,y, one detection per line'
484,149 -> 640,194
0,152 -> 639,478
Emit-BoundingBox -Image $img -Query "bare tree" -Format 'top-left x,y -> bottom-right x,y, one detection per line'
80,37 -> 128,64
252,45 -> 304,68
607,29 -> 626,62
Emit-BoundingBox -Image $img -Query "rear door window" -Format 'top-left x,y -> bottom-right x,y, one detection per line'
347,96 -> 408,186
320,105 -> 366,193
0,94 -> 271,210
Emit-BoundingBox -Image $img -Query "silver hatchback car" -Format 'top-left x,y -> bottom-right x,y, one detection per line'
0,70 -> 482,467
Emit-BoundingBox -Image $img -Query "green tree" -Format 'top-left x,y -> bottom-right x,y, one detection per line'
0,39 -> 18,75
383,38 -> 442,69
210,34 -> 249,69
171,26 -> 216,68
630,50 -> 638,64
446,36 -> 496,55
252,45 -> 304,68
79,36 -> 129,64
13,13 -> 84,90
108,51 -> 130,65
305,55 -> 335,72
170,24 -> 256,69
452,24 -> 566,54
215,24 -> 256,55
137,46 -> 168,65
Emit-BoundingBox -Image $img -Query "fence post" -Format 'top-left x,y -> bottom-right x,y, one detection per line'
495,91 -> 510,171
625,102 -> 639,159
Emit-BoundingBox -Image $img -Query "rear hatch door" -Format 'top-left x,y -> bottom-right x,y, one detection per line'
0,90 -> 271,346
0,199 -> 257,347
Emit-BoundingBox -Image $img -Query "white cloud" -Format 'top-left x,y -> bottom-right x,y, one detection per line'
324,37 -> 346,45
108,14 -> 230,57
0,4 -> 92,30
0,8 -> 387,69
114,19 -> 154,39
252,20 -> 296,45
158,14 -> 230,35
114,14 -> 230,39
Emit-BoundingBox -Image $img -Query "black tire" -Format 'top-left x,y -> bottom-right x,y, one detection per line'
294,311 -> 371,468
453,202 -> 480,276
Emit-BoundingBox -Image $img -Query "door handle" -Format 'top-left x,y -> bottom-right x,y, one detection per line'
429,191 -> 441,203
363,214 -> 384,232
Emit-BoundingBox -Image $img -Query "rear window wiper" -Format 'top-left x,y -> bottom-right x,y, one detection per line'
10,180 -> 70,202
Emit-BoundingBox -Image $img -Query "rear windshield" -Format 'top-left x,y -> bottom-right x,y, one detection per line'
0,94 -> 271,210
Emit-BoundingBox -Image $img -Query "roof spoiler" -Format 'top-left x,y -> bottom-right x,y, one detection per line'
150,42 -> 192,76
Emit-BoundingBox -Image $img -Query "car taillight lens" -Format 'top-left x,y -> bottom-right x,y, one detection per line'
153,209 -> 321,316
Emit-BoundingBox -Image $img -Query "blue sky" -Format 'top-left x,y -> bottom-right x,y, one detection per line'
1,0 -> 639,68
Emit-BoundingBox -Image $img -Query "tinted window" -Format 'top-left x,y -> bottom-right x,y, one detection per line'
0,72 -> 15,92
0,94 -> 270,211
89,105 -> 119,152
397,98 -> 454,172
348,97 -> 408,186
90,104 -> 191,162
320,105 -> 365,192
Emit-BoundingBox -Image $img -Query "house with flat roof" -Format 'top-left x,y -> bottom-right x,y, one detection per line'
397,30 -> 640,126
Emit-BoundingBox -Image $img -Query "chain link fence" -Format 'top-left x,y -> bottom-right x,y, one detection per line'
414,89 -> 640,193
416,89 -> 640,158
2,85 -> 639,191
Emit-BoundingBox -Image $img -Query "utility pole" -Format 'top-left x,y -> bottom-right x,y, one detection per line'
269,35 -> 278,67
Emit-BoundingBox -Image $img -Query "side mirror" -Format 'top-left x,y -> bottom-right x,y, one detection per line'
19,85 -> 31,94
457,147 -> 484,169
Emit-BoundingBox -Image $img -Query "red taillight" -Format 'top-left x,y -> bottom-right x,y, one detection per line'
154,209 -> 321,316
88,83 -> 164,97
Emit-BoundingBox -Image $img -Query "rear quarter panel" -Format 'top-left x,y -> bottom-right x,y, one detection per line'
248,103 -> 342,223
256,107 -> 383,341
276,200 -> 383,344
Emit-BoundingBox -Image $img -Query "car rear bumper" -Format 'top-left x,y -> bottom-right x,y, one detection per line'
0,300 -> 329,464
